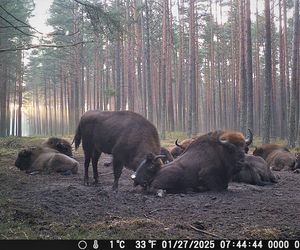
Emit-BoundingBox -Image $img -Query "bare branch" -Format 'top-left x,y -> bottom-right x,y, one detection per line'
0,5 -> 42,34
0,15 -> 37,37
0,40 -> 95,53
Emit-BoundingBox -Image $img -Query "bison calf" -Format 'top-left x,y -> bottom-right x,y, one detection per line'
132,130 -> 250,194
232,155 -> 277,185
15,146 -> 79,175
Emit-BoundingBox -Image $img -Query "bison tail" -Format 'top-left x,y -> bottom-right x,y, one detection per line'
73,124 -> 82,150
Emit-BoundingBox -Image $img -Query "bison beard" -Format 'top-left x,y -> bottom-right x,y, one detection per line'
132,130 -> 246,194
73,110 -> 161,191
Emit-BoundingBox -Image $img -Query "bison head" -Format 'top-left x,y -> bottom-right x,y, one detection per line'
219,129 -> 252,154
217,130 -> 248,174
43,137 -> 73,157
55,142 -> 73,157
131,153 -> 165,188
15,148 -> 33,171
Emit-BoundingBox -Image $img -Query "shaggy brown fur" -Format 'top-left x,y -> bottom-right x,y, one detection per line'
15,147 -> 78,175
42,137 -> 73,157
132,130 -> 247,194
253,144 -> 296,171
253,144 -> 289,160
73,110 -> 161,190
233,155 -> 277,185
266,150 -> 296,171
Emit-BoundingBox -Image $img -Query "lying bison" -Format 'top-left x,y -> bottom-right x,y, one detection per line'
266,150 -> 296,171
170,129 -> 253,159
232,155 -> 277,185
131,130 -> 251,194
253,144 -> 289,159
42,137 -> 73,157
15,146 -> 79,175
73,110 -> 162,190
170,138 -> 195,159
253,144 -> 296,171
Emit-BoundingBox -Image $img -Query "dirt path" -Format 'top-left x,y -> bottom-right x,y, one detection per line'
1,152 -> 300,239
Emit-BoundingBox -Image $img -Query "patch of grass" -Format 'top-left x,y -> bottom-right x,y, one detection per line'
0,221 -> 37,239
0,136 -> 46,148
38,217 -> 171,239
161,131 -> 189,147
242,226 -> 281,239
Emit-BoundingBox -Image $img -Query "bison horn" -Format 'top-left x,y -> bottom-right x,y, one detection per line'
245,129 -> 253,146
154,155 -> 166,161
219,138 -> 228,144
175,139 -> 184,149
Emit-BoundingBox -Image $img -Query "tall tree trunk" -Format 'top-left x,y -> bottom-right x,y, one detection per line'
16,50 -> 23,137
160,0 -> 168,139
283,0 -> 290,126
144,0 -> 153,121
188,0 -> 197,136
239,0 -> 247,133
177,0 -> 185,131
0,63 -> 8,136
245,0 -> 253,133
288,0 -> 299,147
279,0 -> 287,139
262,0 -> 272,144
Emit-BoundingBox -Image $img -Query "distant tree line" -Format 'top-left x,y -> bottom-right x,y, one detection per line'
0,0 -> 299,147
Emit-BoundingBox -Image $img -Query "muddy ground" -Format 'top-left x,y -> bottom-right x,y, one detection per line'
0,139 -> 300,240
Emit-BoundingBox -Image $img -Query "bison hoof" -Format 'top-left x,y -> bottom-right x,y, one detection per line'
112,184 -> 119,193
92,181 -> 99,186
294,169 -> 300,174
156,189 -> 166,197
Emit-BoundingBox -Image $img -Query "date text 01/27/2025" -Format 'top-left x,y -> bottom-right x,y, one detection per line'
106,240 -> 300,249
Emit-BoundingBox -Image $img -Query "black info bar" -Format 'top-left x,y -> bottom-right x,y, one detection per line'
0,239 -> 299,250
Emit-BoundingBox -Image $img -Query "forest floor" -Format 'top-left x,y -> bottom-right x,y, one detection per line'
0,136 -> 300,240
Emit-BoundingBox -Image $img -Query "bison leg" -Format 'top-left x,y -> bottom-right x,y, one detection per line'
84,153 -> 91,186
112,158 -> 123,191
92,151 -> 101,185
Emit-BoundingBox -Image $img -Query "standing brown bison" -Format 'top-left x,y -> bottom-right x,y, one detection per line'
15,147 -> 79,175
42,137 -> 73,157
132,130 -> 250,194
73,110 -> 162,190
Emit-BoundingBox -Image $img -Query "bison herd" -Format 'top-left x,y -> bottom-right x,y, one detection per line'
14,110 -> 300,196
